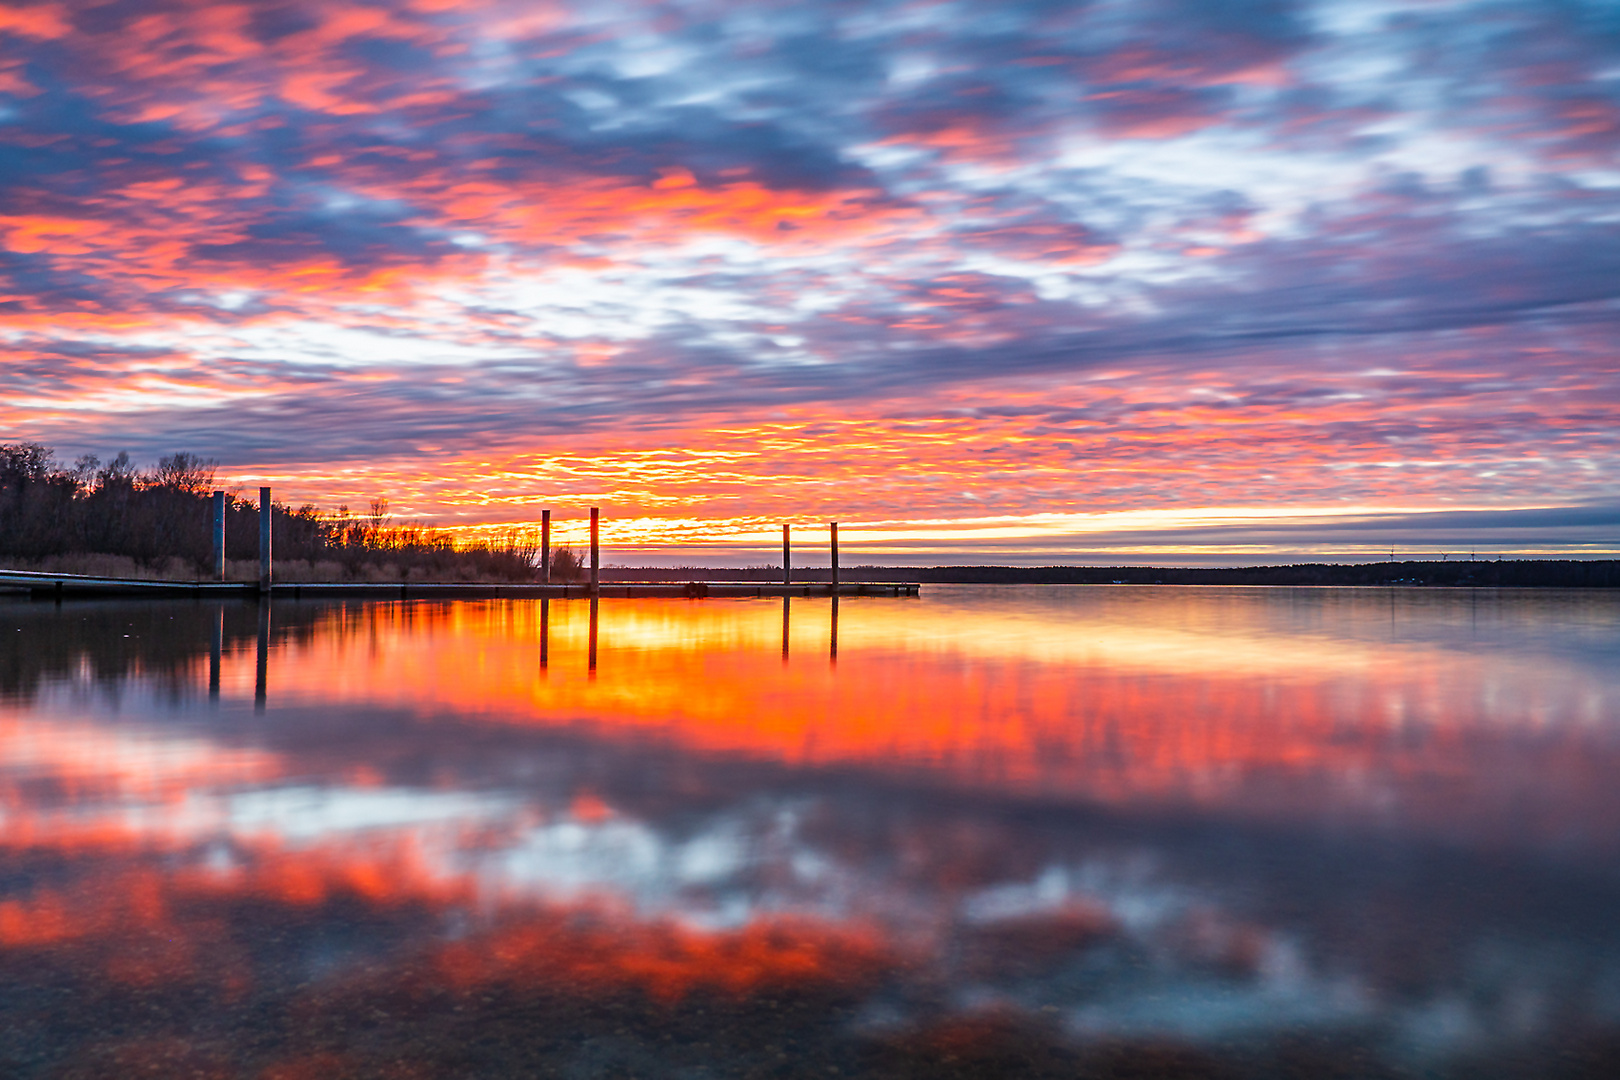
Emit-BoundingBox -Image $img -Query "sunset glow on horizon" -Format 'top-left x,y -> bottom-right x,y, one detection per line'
3,0 -> 1618,562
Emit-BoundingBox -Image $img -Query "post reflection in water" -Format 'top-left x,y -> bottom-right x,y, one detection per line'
587,595 -> 598,677
781,595 -> 790,662
539,597 -> 549,672
253,600 -> 269,710
2,586 -> 1620,1079
829,594 -> 838,663
208,604 -> 223,702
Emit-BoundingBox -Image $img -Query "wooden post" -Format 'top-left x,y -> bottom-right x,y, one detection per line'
830,521 -> 839,593
258,486 -> 272,594
211,490 -> 226,580
783,524 -> 791,585
541,509 -> 551,585
589,507 -> 600,594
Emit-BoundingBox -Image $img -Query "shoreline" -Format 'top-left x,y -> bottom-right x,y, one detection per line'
3,558 -> 1617,596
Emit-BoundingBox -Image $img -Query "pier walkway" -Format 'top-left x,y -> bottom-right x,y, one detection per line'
0,570 -> 918,600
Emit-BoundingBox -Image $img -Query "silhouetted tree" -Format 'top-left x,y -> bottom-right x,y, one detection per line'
550,545 -> 584,582
0,442 -> 543,581
150,452 -> 217,494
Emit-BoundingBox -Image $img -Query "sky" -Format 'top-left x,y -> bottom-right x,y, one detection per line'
1,0 -> 1617,565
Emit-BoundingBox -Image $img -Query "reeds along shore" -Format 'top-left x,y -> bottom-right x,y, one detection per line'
0,443 -> 559,583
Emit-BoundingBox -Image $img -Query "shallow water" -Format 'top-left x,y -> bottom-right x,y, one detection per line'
2,586 -> 1618,1078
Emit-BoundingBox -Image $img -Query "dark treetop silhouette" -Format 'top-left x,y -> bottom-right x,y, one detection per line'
0,443 -> 549,583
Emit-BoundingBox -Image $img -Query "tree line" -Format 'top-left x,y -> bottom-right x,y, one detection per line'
0,443 -> 577,582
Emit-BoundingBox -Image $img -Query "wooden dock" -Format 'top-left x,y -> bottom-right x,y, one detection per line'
0,570 -> 919,600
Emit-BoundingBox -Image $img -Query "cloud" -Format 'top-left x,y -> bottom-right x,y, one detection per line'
0,0 -> 1616,553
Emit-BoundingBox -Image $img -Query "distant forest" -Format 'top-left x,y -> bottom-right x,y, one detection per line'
0,443 -> 565,582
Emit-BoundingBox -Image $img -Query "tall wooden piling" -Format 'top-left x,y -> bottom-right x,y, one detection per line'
541,509 -> 551,585
258,486 -> 272,594
211,490 -> 225,580
783,524 -> 791,585
830,521 -> 839,592
589,507 -> 600,594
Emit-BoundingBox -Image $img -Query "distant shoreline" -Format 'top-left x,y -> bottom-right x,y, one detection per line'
5,558 -> 1616,591
603,559 -> 1620,588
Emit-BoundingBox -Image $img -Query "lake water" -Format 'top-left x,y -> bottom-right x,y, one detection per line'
2,586 -> 1619,1078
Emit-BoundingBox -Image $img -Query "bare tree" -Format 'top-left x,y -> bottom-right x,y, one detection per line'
95,452 -> 137,492
151,452 -> 217,494
0,443 -> 54,484
550,545 -> 584,582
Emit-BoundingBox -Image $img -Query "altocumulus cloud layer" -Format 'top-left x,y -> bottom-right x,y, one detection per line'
1,0 -> 1618,559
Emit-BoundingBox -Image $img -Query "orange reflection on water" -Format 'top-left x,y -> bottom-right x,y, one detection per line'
0,838 -> 890,1002
3,590 -> 1620,1075
435,915 -> 890,1004
229,591 -> 1620,842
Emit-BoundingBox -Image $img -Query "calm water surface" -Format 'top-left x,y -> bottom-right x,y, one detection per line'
2,586 -> 1619,1078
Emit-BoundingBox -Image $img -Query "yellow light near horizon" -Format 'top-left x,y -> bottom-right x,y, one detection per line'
430,502 -> 1543,555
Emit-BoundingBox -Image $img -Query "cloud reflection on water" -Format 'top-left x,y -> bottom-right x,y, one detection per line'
1,587 -> 1619,1076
